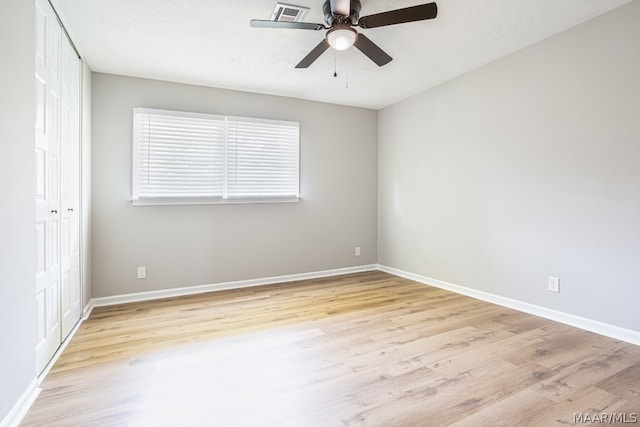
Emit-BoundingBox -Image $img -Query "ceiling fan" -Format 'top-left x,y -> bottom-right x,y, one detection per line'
250,0 -> 438,68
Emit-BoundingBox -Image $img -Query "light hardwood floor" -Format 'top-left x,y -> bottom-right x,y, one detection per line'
22,271 -> 640,426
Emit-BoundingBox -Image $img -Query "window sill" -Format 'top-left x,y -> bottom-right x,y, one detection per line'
131,196 -> 301,206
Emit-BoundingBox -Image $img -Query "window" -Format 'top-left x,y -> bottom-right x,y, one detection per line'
133,108 -> 300,205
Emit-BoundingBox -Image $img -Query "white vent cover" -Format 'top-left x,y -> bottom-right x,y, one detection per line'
271,3 -> 309,22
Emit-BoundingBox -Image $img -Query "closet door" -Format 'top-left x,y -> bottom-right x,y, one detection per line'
35,0 -> 82,374
60,34 -> 81,338
35,0 -> 62,373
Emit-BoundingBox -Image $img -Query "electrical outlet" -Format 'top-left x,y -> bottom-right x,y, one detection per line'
137,266 -> 146,280
548,276 -> 559,293
355,246 -> 361,256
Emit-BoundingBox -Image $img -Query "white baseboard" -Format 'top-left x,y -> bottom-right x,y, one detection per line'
82,298 -> 95,319
88,264 -> 378,309
0,379 -> 40,427
2,298 -> 93,427
378,264 -> 640,346
37,316 -> 85,384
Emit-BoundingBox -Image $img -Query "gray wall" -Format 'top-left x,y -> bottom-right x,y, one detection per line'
378,1 -> 640,331
92,73 -> 378,298
0,0 -> 37,421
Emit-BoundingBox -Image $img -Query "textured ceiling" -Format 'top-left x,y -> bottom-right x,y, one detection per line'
52,0 -> 631,110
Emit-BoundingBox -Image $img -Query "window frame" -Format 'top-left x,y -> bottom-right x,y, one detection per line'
132,108 -> 300,206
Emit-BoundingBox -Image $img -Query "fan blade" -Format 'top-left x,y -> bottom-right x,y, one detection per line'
353,34 -> 392,66
329,0 -> 350,17
358,2 -> 437,29
295,39 -> 331,68
250,20 -> 325,30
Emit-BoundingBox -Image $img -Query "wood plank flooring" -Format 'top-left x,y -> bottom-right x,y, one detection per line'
21,271 -> 640,426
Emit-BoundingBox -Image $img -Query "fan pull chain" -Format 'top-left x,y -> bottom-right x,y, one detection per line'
345,48 -> 350,89
334,50 -> 338,78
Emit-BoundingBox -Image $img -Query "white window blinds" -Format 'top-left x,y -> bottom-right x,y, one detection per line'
133,109 -> 226,199
226,116 -> 300,198
133,108 -> 300,204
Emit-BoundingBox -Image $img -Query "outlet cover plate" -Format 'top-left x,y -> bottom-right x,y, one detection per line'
548,276 -> 559,293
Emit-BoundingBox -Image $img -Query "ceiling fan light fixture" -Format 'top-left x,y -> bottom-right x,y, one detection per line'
326,26 -> 357,50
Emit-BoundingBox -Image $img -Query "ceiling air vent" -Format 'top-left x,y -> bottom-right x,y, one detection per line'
271,3 -> 309,22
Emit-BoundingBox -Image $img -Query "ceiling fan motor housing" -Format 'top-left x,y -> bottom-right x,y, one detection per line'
323,0 -> 361,26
